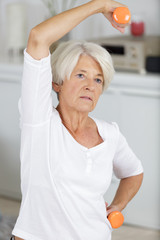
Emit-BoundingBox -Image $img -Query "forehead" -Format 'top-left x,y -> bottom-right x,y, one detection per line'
74,54 -> 102,73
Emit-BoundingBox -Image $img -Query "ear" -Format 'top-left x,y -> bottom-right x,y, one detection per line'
52,82 -> 61,93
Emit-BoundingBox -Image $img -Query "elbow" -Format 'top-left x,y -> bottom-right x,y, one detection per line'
140,172 -> 144,184
28,28 -> 40,47
27,27 -> 50,49
26,28 -> 50,59
133,172 -> 144,189
136,172 -> 144,194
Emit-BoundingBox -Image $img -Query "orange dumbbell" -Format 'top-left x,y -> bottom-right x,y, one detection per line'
108,211 -> 124,229
113,7 -> 131,27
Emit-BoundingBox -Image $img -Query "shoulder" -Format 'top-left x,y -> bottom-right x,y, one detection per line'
91,116 -> 119,131
90,116 -> 120,139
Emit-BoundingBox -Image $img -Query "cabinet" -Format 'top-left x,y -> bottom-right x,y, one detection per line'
0,65 -> 22,199
90,73 -> 160,229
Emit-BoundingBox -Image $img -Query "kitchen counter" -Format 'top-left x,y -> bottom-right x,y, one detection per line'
112,71 -> 160,90
0,63 -> 23,82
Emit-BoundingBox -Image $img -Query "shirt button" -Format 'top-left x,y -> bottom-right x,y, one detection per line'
86,162 -> 92,174
86,151 -> 90,158
88,158 -> 92,164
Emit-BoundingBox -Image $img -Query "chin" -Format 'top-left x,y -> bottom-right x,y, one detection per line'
73,101 -> 97,113
77,105 -> 95,113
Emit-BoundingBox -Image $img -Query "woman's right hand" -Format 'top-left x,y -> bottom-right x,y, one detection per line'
92,0 -> 128,33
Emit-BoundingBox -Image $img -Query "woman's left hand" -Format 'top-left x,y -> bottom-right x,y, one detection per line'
105,202 -> 121,216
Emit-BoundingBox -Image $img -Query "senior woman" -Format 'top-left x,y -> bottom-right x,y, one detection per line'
11,0 -> 143,240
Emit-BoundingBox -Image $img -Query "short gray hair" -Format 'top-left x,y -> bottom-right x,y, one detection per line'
51,40 -> 114,91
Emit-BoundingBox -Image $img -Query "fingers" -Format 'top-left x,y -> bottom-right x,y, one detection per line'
111,21 -> 125,33
105,202 -> 114,215
105,202 -> 109,207
106,203 -> 121,214
103,10 -> 127,33
106,208 -> 113,215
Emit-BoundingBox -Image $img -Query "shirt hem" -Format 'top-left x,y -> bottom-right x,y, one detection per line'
117,168 -> 144,179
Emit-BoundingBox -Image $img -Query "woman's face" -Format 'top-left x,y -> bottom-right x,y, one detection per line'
53,54 -> 104,113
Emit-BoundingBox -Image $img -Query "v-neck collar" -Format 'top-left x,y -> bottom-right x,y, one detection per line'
54,108 -> 106,151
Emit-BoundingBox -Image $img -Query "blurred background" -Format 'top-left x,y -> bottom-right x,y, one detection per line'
0,0 -> 160,239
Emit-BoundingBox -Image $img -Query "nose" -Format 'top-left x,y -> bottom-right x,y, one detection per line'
84,78 -> 95,91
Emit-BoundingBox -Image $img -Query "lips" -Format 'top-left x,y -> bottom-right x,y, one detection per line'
80,96 -> 92,101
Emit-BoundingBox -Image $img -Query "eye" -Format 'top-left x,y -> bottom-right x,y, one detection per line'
76,73 -> 85,79
95,78 -> 103,84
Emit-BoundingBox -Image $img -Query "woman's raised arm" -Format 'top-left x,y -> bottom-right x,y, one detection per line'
27,0 -> 125,60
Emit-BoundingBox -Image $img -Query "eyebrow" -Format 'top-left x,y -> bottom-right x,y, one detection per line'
76,69 -> 103,77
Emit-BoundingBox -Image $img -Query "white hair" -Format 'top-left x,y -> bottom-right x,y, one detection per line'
51,40 -> 114,91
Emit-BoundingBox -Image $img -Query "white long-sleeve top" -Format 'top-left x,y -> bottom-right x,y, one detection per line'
12,49 -> 143,240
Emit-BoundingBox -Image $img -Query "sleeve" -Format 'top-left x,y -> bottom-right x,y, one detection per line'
112,122 -> 143,179
18,49 -> 53,127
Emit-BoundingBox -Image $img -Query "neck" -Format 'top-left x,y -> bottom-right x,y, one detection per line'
56,104 -> 90,133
